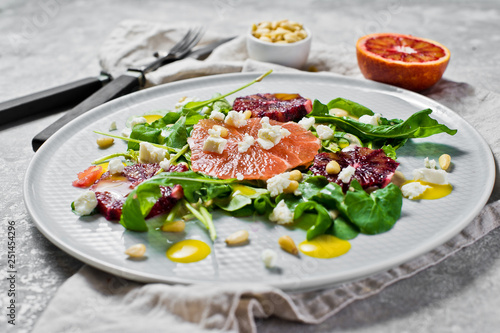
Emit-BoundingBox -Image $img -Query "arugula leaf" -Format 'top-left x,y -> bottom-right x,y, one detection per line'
254,193 -> 275,215
150,112 -> 181,128
215,185 -> 267,212
311,101 -> 457,147
119,171 -> 236,233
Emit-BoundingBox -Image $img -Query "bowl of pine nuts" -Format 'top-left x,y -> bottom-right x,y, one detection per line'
247,19 -> 312,69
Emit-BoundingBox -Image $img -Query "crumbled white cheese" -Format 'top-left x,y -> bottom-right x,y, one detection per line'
238,134 -> 255,153
208,126 -> 223,138
236,173 -> 244,181
108,159 -> 124,174
261,249 -> 278,268
401,182 -> 431,199
316,125 -> 334,140
209,111 -> 225,121
73,191 -> 98,216
358,113 -> 382,126
412,168 -> 449,185
121,127 -> 132,138
225,110 -> 248,128
109,121 -> 117,131
130,116 -> 147,128
138,142 -> 167,164
159,158 -> 171,170
175,96 -> 199,111
338,165 -> 356,183
257,117 -> 290,150
298,117 -> 315,130
424,157 -> 437,169
266,172 -> 291,197
203,136 -> 227,154
269,200 -> 294,225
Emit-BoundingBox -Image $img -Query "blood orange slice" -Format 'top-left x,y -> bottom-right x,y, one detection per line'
188,118 -> 321,180
356,33 -> 450,92
309,147 -> 399,192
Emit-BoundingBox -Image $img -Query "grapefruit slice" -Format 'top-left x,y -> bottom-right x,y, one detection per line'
188,118 -> 321,180
356,33 -> 450,92
309,147 -> 399,192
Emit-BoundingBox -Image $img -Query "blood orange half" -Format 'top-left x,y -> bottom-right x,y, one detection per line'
188,118 -> 321,180
356,33 -> 450,92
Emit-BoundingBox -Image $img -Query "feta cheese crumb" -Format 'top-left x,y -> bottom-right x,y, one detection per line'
209,111 -> 226,121
73,191 -> 98,216
208,126 -> 223,138
236,173 -> 244,181
358,113 -> 382,126
401,182 -> 431,199
108,159 -> 124,174
338,165 -> 356,183
139,142 -> 166,164
261,249 -> 278,268
203,136 -> 227,154
130,116 -> 147,128
109,121 -> 117,131
266,172 -> 291,197
412,168 -> 449,185
424,157 -> 437,169
269,200 -> 294,225
121,127 -> 132,138
225,110 -> 248,128
298,117 -> 315,130
238,134 -> 255,153
159,158 -> 171,170
257,117 -> 289,149
316,125 -> 334,140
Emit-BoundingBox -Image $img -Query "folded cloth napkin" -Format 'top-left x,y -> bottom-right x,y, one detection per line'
33,21 -> 500,333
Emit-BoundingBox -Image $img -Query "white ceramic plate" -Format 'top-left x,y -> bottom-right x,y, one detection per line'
24,73 -> 495,291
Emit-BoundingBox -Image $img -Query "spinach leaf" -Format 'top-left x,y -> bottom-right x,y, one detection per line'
128,124 -> 162,150
150,112 -> 181,128
329,216 -> 360,240
163,116 -> 188,149
326,97 -> 374,118
254,193 -> 275,215
294,201 -> 333,240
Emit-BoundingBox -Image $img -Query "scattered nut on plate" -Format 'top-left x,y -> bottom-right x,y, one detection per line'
125,243 -> 146,258
252,19 -> 307,44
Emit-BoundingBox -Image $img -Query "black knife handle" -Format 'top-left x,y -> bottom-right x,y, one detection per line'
0,74 -> 111,125
32,72 -> 143,151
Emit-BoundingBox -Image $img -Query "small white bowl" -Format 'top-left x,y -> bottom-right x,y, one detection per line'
246,27 -> 312,69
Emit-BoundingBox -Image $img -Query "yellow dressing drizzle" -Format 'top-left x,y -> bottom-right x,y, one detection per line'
143,114 -> 163,124
166,239 -> 211,263
404,180 -> 453,200
299,234 -> 351,259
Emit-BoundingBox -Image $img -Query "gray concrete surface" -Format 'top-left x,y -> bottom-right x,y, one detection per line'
1,0 -> 499,332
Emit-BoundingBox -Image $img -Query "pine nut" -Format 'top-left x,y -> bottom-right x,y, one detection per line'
439,154 -> 451,171
330,108 -> 349,117
278,235 -> 298,255
283,180 -> 299,193
125,243 -> 146,258
243,110 -> 252,119
259,36 -> 273,43
225,230 -> 249,245
213,125 -> 228,138
391,170 -> 406,187
96,137 -> 114,149
289,170 -> 302,181
326,160 -> 341,174
161,220 -> 185,233
252,20 -> 307,44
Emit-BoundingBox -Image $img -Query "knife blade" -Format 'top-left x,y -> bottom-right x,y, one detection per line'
31,36 -> 234,152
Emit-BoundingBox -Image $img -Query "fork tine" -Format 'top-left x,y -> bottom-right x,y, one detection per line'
174,26 -> 205,57
168,28 -> 194,54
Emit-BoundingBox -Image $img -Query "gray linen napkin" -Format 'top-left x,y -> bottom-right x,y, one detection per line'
32,21 -> 500,333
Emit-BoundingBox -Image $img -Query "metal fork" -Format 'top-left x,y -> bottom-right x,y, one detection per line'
32,27 -> 205,151
137,26 -> 205,74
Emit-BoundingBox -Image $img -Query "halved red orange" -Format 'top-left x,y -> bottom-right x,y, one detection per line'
356,33 -> 450,92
